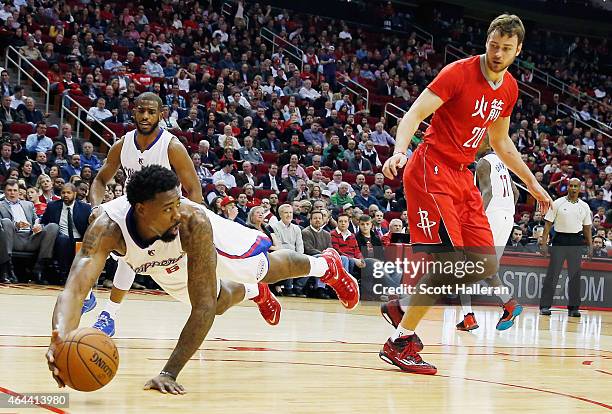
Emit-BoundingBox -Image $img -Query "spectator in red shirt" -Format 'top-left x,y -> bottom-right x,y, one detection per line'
330,213 -> 366,275
130,65 -> 153,88
549,160 -> 574,196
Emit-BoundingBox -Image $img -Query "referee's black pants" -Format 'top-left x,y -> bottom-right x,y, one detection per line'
540,233 -> 584,310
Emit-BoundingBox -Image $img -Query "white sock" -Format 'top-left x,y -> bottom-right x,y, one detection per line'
460,294 -> 473,315
391,325 -> 415,341
398,297 -> 408,312
243,283 -> 260,300
103,300 -> 121,319
497,293 -> 512,303
87,289 -> 93,300
307,256 -> 329,277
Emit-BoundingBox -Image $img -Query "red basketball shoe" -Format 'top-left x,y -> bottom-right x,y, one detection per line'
456,312 -> 479,331
320,248 -> 360,310
379,333 -> 436,375
252,283 -> 281,325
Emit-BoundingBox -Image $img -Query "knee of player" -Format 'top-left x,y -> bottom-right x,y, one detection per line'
480,256 -> 499,278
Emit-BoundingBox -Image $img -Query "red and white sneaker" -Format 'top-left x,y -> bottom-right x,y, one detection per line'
380,299 -> 405,328
320,248 -> 360,310
379,333 -> 436,375
456,312 -> 479,331
252,283 -> 281,325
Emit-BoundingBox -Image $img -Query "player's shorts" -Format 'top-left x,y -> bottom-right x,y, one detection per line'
148,223 -> 272,304
402,144 -> 494,253
485,209 -> 515,261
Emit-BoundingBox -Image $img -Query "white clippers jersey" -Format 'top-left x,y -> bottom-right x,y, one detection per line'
479,153 -> 515,214
120,128 -> 173,184
103,196 -> 189,303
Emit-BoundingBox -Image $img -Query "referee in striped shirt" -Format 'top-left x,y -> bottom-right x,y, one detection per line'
539,178 -> 592,317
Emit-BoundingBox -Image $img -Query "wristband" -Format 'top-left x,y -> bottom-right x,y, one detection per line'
159,370 -> 176,380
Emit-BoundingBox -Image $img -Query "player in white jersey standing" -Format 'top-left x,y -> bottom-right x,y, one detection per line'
81,93 -> 278,336
47,166 -> 359,394
455,137 -> 523,331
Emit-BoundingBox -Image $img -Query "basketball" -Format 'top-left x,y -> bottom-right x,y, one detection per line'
54,327 -> 119,392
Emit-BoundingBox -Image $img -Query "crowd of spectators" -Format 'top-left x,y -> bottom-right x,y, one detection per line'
0,0 -> 609,288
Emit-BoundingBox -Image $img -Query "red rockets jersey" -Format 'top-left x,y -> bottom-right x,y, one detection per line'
423,55 -> 518,165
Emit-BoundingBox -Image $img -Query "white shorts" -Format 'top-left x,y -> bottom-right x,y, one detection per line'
148,231 -> 272,304
485,209 -> 514,261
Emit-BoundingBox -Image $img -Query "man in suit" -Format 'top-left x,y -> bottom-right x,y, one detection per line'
41,183 -> 91,279
0,179 -> 59,283
0,95 -> 24,129
32,151 -> 50,177
235,161 -> 258,188
282,164 -> 300,192
348,149 -> 373,174
378,78 -> 396,97
0,141 -> 19,180
257,130 -> 282,152
178,107 -> 206,133
57,123 -> 83,156
259,163 -> 284,193
61,154 -> 82,181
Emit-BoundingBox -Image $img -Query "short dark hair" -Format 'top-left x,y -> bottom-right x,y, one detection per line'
219,159 -> 233,169
337,213 -> 350,221
134,91 -> 163,110
487,14 -> 525,45
310,210 -> 324,219
359,214 -> 372,223
126,165 -> 179,206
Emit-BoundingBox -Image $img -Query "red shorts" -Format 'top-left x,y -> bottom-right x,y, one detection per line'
403,144 -> 494,252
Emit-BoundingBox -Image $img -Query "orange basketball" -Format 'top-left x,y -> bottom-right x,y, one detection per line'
54,327 -> 119,392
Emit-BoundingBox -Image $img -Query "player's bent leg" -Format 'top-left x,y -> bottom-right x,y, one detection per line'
215,280 -> 246,315
92,260 -> 135,337
262,248 -> 359,310
216,280 -> 282,326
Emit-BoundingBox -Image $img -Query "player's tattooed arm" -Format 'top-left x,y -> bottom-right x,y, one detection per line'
52,214 -> 124,338
162,208 -> 217,381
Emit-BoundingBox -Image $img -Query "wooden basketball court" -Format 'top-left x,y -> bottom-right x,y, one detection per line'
1,284 -> 611,413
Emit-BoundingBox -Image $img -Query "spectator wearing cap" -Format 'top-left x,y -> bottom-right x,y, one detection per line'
220,195 -> 246,225
206,180 -> 227,205
319,46 -> 337,87
212,159 -> 237,189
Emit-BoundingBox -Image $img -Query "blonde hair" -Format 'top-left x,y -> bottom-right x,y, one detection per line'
487,14 -> 525,45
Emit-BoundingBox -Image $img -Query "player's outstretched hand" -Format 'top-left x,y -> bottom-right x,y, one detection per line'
144,374 -> 186,395
527,182 -> 553,214
46,330 -> 65,388
382,153 -> 407,179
